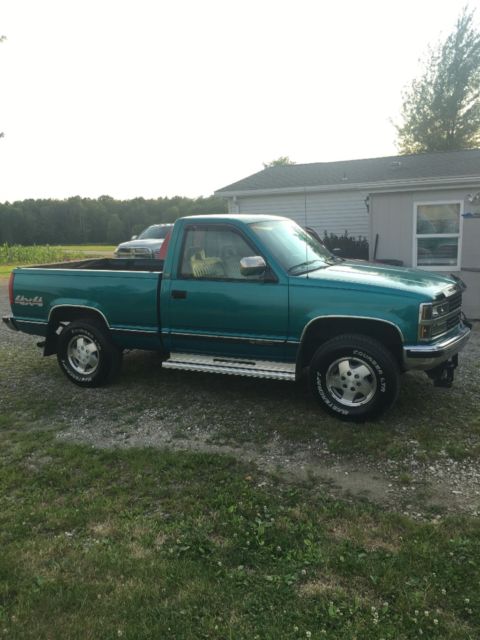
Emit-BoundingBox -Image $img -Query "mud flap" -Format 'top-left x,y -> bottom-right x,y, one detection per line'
426,354 -> 458,388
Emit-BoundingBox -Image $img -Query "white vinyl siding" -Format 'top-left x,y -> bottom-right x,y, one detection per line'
234,191 -> 369,238
305,192 -> 369,237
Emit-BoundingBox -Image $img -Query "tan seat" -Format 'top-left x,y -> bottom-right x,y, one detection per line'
190,250 -> 225,278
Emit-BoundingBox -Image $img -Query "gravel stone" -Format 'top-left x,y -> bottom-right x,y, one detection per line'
1,280 -> 479,518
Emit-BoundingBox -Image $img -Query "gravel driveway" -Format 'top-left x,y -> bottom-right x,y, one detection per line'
1,279 -> 479,519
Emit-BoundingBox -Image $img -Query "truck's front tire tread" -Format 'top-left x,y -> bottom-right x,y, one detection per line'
309,333 -> 400,422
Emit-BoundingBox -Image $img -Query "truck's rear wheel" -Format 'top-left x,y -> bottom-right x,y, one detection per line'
309,334 -> 400,422
57,320 -> 122,387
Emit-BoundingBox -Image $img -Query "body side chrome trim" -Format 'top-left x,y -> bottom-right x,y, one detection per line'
110,327 -> 159,335
49,305 -> 158,335
15,318 -> 48,325
168,330 -> 285,345
18,267 -> 161,275
299,315 -> 405,343
48,304 -> 111,327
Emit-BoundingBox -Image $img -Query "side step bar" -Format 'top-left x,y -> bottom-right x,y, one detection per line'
163,352 -> 296,381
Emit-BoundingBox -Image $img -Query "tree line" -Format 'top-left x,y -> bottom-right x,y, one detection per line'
0,195 -> 227,245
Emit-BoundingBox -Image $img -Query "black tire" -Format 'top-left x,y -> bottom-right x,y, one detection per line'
56,320 -> 122,387
309,334 -> 400,422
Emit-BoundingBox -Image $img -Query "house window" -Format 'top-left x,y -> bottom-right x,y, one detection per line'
414,201 -> 463,271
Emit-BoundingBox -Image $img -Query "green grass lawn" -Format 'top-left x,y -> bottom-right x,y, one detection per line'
0,428 -> 479,639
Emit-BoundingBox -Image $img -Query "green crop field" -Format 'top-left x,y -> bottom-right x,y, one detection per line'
59,244 -> 116,252
0,244 -> 115,277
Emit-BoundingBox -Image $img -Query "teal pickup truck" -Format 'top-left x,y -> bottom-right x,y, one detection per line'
2,215 -> 472,421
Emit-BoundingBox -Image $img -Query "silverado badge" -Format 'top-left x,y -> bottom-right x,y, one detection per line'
15,295 -> 44,307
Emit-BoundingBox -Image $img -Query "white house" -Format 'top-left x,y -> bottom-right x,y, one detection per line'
215,149 -> 480,317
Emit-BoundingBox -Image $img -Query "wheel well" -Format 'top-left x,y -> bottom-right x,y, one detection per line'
298,318 -> 404,371
44,307 -> 109,356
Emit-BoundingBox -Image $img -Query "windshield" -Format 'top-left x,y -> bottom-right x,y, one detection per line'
249,219 -> 336,274
138,225 -> 170,240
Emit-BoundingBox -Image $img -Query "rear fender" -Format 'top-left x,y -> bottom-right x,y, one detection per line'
44,305 -> 110,356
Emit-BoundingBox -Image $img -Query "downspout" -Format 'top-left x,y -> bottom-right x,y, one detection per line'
230,196 -> 239,214
367,193 -> 374,261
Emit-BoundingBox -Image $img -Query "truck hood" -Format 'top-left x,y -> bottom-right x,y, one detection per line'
302,260 -> 457,299
117,239 -> 164,249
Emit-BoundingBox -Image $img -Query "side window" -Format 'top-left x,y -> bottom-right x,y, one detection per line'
179,227 -> 261,280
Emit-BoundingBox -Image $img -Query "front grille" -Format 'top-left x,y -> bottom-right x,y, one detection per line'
446,312 -> 462,330
116,248 -> 153,258
447,291 -> 462,313
430,290 -> 463,338
431,311 -> 462,338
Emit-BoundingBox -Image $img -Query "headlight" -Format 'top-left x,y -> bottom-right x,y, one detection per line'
432,302 -> 449,317
420,303 -> 433,321
418,298 -> 460,341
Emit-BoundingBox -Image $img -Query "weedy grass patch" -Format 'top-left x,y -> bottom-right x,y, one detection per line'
0,429 -> 479,639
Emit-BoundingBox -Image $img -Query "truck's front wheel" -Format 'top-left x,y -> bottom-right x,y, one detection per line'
309,334 -> 400,422
57,320 -> 122,387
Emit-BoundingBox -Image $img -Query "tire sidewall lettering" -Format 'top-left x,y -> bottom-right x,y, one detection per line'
352,349 -> 387,394
59,356 -> 95,383
316,372 -> 350,416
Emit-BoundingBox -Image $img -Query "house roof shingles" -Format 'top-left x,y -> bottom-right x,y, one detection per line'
215,149 -> 480,194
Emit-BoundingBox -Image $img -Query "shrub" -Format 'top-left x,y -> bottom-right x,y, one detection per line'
323,231 -> 369,260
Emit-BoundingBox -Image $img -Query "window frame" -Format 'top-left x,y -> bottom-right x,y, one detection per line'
413,200 -> 463,272
176,223 -> 274,283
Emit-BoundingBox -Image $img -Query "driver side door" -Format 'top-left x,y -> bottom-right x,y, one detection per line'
165,223 -> 288,360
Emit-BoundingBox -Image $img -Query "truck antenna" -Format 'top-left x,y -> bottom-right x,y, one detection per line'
304,188 -> 309,279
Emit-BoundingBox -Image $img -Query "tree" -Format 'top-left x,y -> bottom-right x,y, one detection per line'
106,213 -> 125,244
263,156 -> 296,168
396,7 -> 480,154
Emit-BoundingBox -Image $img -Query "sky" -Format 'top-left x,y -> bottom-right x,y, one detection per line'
1,0 -> 479,202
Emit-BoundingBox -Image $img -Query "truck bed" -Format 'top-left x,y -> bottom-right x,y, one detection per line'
25,257 -> 164,272
10,259 -> 164,347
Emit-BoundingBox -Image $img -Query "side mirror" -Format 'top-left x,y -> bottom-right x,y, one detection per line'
332,247 -> 343,257
131,235 -> 138,241
240,256 -> 267,277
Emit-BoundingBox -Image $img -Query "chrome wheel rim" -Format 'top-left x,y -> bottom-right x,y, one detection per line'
67,335 -> 99,375
325,357 -> 377,407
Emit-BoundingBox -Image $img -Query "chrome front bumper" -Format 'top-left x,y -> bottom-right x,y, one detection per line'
2,316 -> 19,332
403,324 -> 471,370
